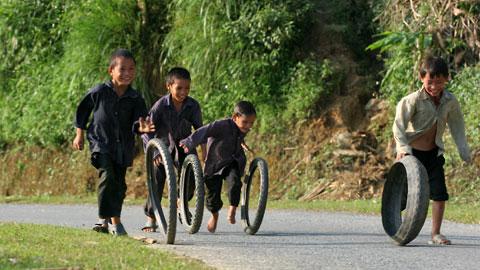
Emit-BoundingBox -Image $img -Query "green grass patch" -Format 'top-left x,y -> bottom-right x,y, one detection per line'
0,222 -> 211,270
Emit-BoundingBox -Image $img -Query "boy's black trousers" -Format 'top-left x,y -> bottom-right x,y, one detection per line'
92,153 -> 127,218
205,164 -> 242,213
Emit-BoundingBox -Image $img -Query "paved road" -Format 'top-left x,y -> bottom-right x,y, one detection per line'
1,204 -> 479,269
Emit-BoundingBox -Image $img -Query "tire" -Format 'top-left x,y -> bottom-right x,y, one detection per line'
381,155 -> 430,246
146,138 -> 177,244
241,158 -> 269,235
179,154 -> 205,234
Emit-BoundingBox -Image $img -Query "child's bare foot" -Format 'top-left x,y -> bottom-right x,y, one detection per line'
227,206 -> 237,224
207,212 -> 219,233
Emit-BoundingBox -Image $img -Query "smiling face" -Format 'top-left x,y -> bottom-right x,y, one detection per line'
420,72 -> 448,98
108,56 -> 136,90
167,78 -> 190,105
232,114 -> 256,134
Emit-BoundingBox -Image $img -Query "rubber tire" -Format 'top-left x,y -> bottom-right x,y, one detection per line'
381,155 -> 430,246
146,138 -> 177,244
241,157 -> 269,235
179,154 -> 205,234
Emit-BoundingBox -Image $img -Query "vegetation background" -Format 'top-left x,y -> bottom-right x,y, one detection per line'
0,0 -> 479,207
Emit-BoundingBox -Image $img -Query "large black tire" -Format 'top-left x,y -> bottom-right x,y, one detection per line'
241,157 -> 269,235
381,155 -> 430,246
179,154 -> 205,234
146,138 -> 177,244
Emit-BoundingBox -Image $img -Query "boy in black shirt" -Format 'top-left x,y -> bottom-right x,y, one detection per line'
138,67 -> 205,232
73,49 -> 148,236
180,101 -> 256,233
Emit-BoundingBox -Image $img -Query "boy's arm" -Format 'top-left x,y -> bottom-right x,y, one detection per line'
132,96 -> 150,134
72,91 -> 94,151
180,121 -> 219,153
447,98 -> 471,163
72,128 -> 85,150
392,97 -> 415,158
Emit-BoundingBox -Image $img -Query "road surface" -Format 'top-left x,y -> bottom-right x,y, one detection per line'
1,204 -> 479,269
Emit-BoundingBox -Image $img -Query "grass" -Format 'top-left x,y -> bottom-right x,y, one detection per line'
0,222 -> 211,270
1,195 -> 479,224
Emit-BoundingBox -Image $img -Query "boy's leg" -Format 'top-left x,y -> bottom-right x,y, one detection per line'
225,165 -> 242,224
428,155 -> 450,244
204,174 -> 223,232
413,149 -> 450,244
110,164 -> 127,225
143,164 -> 166,232
96,153 -> 116,219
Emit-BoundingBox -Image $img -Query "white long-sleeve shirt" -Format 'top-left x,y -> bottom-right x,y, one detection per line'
393,88 -> 471,162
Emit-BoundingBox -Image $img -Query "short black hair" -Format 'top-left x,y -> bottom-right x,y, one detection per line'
109,49 -> 136,68
166,67 -> 191,84
234,101 -> 256,117
419,55 -> 449,78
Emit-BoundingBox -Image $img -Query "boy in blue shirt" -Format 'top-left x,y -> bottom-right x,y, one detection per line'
73,49 -> 148,236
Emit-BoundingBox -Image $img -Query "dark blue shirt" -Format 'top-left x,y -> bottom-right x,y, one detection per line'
180,118 -> 246,177
74,81 -> 147,167
141,94 -> 203,155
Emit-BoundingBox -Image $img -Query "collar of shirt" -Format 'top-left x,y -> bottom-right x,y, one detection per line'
418,87 -> 453,105
105,80 -> 139,98
228,118 -> 246,140
165,94 -> 195,113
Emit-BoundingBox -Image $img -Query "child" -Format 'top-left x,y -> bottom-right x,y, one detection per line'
72,49 -> 148,236
138,67 -> 205,232
392,55 -> 471,245
180,101 -> 256,233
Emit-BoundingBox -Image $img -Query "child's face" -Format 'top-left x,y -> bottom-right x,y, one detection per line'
167,78 -> 190,104
108,56 -> 136,88
420,73 -> 448,97
233,114 -> 256,134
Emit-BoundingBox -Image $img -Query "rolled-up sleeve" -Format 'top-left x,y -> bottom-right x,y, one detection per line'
447,98 -> 471,162
181,120 -> 220,150
393,97 -> 415,155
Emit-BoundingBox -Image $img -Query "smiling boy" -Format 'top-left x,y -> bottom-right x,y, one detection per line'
180,101 -> 256,233
73,49 -> 148,236
393,55 -> 471,245
138,67 -> 205,232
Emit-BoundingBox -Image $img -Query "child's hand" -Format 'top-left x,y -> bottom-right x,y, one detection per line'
241,142 -> 255,155
396,152 -> 407,160
179,142 -> 189,153
139,117 -> 155,133
72,135 -> 84,151
153,155 -> 163,167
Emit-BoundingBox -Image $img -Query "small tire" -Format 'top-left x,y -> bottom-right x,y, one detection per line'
179,154 -> 205,234
381,155 -> 430,246
241,158 -> 269,235
146,138 -> 177,244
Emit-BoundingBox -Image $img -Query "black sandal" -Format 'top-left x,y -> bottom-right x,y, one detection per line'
92,220 -> 108,233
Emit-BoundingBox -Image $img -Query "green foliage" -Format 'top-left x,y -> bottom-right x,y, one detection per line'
449,64 -> 480,146
282,59 -> 338,120
0,0 -> 141,146
162,0 -> 315,130
367,31 -> 432,104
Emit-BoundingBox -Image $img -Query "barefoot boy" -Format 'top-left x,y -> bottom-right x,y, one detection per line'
180,101 -> 256,233
73,49 -> 148,236
393,55 -> 471,245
